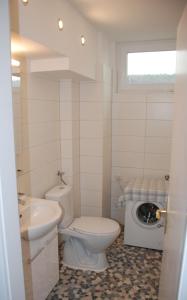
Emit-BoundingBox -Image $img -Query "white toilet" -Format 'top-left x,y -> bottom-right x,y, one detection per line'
45,185 -> 120,272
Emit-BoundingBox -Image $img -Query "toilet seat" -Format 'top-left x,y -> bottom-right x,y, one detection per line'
69,216 -> 120,236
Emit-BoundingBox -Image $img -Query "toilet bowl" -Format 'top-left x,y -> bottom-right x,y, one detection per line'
45,185 -> 120,272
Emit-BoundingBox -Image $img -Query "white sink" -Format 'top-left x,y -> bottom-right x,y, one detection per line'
20,198 -> 62,241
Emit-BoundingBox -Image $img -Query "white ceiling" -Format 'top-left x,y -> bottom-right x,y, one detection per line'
70,0 -> 187,42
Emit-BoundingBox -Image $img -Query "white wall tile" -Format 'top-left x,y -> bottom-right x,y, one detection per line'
145,137 -> 171,154
112,167 -> 144,182
62,158 -> 73,176
80,121 -> 103,138
80,102 -> 103,120
22,100 -> 59,124
81,189 -> 102,206
111,207 -> 125,224
112,136 -> 145,152
80,139 -> 103,156
60,121 -> 72,139
80,173 -> 103,191
22,122 -> 60,148
80,156 -> 103,174
144,153 -> 171,170
60,80 -> 72,101
30,160 -> 59,198
146,120 -> 173,137
146,91 -> 175,103
25,75 -> 59,101
60,102 -> 72,120
80,82 -> 103,101
113,91 -> 146,102
143,169 -> 168,179
112,151 -> 144,168
61,140 -> 72,158
111,88 -> 174,223
147,103 -> 174,120
21,141 -> 60,172
81,205 -> 102,217
112,102 -> 146,119
112,120 -> 146,136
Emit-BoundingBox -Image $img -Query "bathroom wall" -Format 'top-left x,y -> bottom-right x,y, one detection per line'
60,79 -> 81,217
79,64 -> 112,217
16,69 -> 61,197
111,88 -> 175,223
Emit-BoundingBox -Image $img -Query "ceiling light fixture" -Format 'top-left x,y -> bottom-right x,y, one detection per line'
11,59 -> 20,67
58,19 -> 64,31
22,0 -> 29,5
81,35 -> 86,46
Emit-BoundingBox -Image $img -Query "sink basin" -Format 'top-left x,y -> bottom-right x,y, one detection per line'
20,198 -> 62,241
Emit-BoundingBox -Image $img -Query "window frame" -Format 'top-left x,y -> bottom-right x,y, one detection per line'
117,40 -> 176,91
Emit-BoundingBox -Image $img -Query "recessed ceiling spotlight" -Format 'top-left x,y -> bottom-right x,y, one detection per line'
58,19 -> 64,31
22,0 -> 29,5
81,35 -> 86,46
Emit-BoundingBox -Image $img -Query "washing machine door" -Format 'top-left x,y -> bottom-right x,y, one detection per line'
132,201 -> 164,229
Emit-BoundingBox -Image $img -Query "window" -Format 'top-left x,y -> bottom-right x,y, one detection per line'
127,51 -> 176,84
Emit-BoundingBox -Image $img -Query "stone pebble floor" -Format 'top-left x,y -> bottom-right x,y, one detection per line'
47,230 -> 162,300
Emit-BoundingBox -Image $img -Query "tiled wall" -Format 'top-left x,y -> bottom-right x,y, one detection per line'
111,88 -> 175,223
60,79 -> 81,217
80,65 -> 112,217
17,73 -> 61,197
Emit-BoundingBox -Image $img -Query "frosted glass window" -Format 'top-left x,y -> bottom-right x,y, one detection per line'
127,51 -> 176,84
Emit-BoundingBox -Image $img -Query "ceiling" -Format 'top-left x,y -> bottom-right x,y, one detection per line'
70,0 -> 187,42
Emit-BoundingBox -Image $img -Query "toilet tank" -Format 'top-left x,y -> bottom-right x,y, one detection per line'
45,185 -> 73,229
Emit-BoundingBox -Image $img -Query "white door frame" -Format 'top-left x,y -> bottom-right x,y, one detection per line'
0,1 -> 25,299
178,226 -> 187,299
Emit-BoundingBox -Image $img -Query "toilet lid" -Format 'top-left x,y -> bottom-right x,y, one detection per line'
69,217 -> 120,235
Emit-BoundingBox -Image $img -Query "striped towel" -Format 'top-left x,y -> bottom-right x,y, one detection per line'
118,177 -> 168,207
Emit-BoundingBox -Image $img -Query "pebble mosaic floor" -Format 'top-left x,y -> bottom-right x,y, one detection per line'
47,230 -> 162,300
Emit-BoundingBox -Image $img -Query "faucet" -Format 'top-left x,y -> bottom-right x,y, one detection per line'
57,171 -> 67,185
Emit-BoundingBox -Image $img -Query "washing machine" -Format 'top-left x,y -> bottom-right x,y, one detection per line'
124,199 -> 165,250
